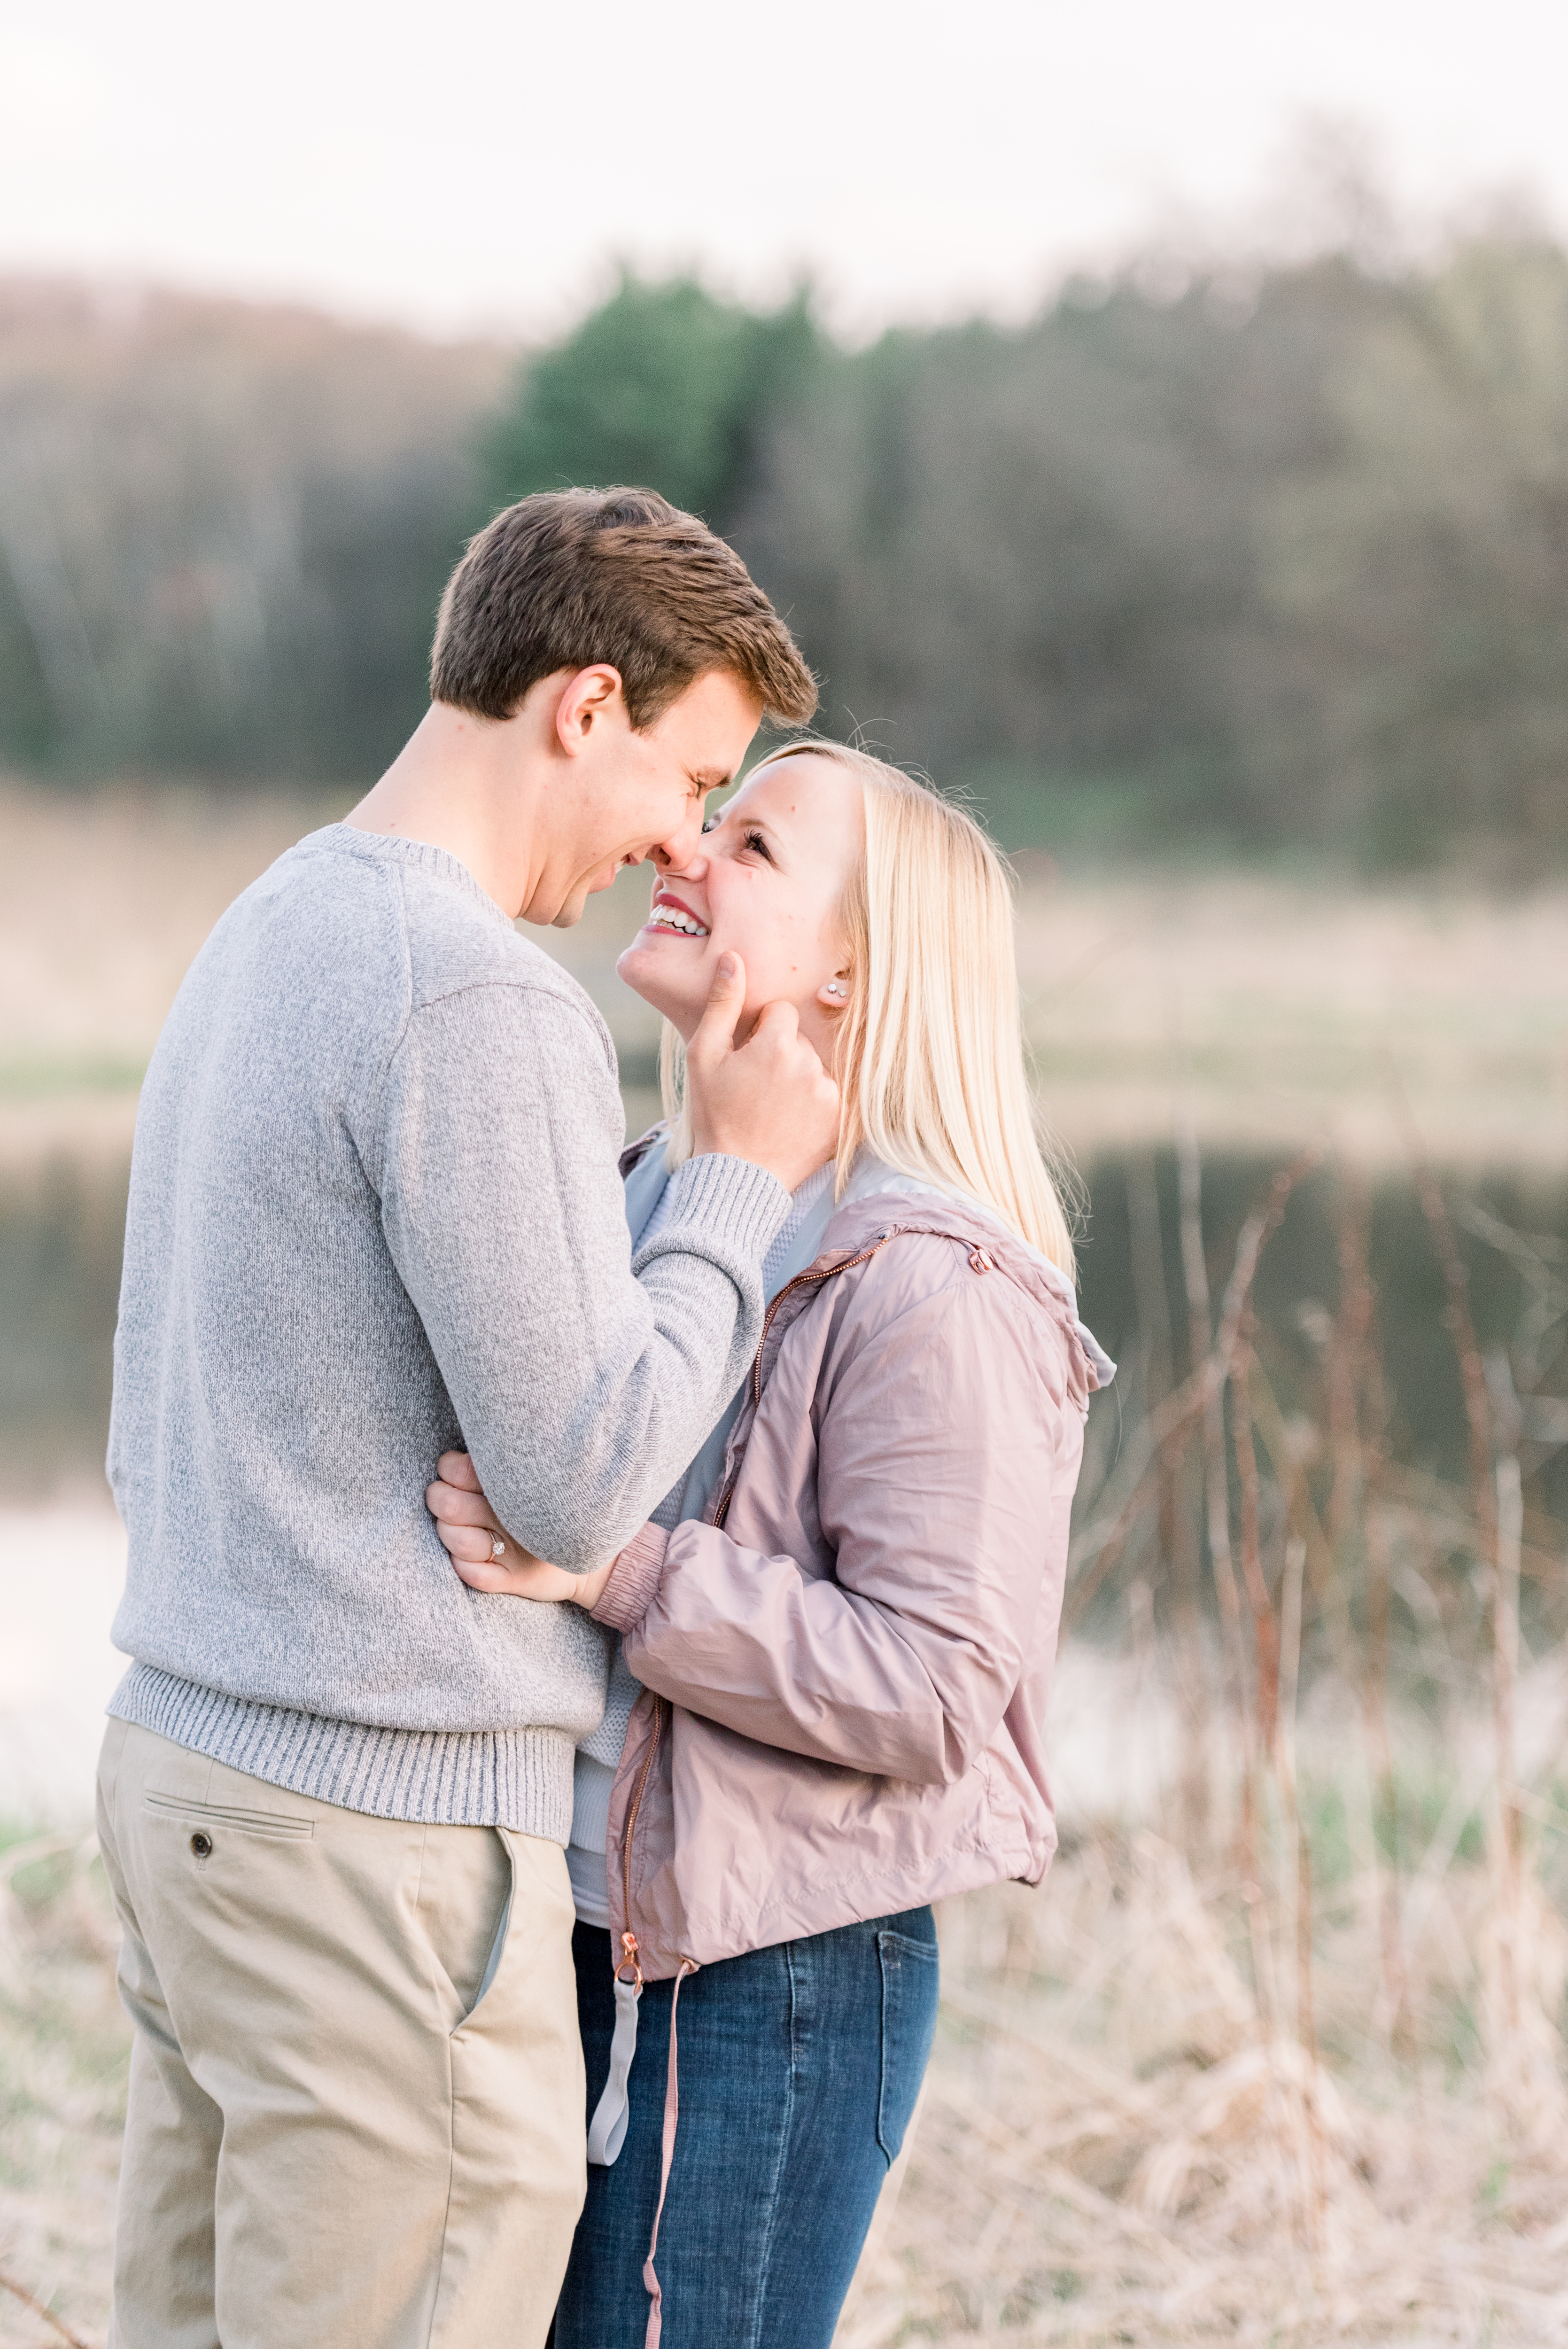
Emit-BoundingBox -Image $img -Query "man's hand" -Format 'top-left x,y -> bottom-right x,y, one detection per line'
685,953 -> 841,1191
427,1452 -> 612,1608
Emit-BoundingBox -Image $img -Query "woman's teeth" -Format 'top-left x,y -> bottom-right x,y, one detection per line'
649,906 -> 709,937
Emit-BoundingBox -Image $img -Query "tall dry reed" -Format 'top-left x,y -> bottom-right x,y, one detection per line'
843,1144 -> 1568,2345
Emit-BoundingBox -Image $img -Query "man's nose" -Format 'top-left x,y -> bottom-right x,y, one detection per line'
651,813 -> 708,875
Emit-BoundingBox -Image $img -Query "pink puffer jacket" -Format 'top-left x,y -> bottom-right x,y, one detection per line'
588,1190 -> 1104,1983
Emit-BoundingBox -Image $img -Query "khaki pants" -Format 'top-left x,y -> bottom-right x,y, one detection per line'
95,1719 -> 585,2349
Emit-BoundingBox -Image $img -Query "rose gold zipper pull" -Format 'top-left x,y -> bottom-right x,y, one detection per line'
615,1929 -> 643,1988
969,1246 -> 995,1274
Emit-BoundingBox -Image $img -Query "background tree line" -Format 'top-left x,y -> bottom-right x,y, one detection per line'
4,240 -> 1567,866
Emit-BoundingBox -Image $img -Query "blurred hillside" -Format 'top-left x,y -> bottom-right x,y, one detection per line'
5,240 -> 1568,864
0,282 -> 507,781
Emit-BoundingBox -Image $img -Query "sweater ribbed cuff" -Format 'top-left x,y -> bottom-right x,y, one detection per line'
659,1151 -> 790,1256
590,1522 -> 670,1632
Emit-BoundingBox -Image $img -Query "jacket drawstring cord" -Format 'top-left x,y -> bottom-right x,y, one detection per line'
587,1934 -> 644,2166
642,1957 -> 699,2349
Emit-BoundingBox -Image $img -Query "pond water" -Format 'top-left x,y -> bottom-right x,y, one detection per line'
1074,1149 -> 1568,1524
2,1150 -> 131,1494
4,1136 -> 1565,1520
4,1128 -> 1565,1827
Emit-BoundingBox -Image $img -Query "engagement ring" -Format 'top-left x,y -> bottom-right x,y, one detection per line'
490,1537 -> 505,1560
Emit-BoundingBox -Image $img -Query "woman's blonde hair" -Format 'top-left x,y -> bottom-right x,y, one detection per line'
659,740 -> 1077,1276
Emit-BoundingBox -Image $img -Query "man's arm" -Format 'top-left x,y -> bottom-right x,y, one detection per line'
371,979 -> 788,1570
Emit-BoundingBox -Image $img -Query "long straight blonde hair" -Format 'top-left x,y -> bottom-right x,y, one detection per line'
659,740 -> 1078,1276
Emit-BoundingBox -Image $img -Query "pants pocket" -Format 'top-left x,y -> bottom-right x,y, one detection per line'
456,1835 -> 515,2033
141,1789 -> 315,1841
876,1928 -> 940,2163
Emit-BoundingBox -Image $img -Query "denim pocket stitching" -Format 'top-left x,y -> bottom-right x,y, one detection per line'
876,1929 -> 940,2164
141,1790 -> 314,1841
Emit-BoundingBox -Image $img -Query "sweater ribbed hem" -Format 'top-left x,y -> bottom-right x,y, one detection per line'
590,1522 -> 670,1633
107,1665 -> 575,1839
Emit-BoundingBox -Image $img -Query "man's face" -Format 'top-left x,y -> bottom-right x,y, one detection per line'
528,667 -> 764,928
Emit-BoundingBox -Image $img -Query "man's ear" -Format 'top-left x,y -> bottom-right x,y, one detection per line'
554,665 -> 626,757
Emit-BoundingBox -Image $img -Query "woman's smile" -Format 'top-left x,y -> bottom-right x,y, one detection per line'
617,754 -> 864,1051
644,888 -> 710,939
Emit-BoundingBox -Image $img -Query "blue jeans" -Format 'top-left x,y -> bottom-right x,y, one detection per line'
551,1908 -> 940,2349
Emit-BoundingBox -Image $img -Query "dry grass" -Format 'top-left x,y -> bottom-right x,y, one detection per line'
1008,863 -> 1568,1174
844,1834 -> 1568,2346
835,1152 -> 1568,2346
0,780 -> 344,1169
0,1838 -> 125,2349
4,778 -> 1567,1169
8,1663 -> 1568,2348
838,1656 -> 1568,2349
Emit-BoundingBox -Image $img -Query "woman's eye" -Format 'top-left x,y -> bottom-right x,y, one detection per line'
743,829 -> 773,862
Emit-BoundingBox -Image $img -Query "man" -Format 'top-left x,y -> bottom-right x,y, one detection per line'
95,487 -> 837,2348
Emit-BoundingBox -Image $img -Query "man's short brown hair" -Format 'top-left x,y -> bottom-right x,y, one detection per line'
430,486 -> 817,730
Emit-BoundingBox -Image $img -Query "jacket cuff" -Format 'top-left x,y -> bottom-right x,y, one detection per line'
590,1523 -> 670,1631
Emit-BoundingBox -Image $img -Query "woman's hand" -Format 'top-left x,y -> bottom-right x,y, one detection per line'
426,1452 -> 612,1609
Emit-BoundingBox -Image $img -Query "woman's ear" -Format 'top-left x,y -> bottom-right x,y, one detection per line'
816,974 -> 851,1010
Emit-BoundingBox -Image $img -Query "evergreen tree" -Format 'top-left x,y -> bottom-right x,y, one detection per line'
483,272 -> 824,530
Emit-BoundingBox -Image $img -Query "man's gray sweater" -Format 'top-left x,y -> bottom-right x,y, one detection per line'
106,824 -> 788,1841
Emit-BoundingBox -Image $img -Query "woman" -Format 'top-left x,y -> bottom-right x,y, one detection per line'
427,742 -> 1112,2349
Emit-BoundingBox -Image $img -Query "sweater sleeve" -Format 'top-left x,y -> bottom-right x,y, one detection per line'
369,980 -> 788,1571
607,1274 -> 1063,1782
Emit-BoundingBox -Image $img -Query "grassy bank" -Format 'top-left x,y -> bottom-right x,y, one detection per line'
0,1834 -> 124,2349
7,1674 -> 1568,2346
5,778 -> 1565,1175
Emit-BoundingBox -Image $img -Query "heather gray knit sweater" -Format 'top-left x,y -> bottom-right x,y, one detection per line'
106,824 -> 788,1841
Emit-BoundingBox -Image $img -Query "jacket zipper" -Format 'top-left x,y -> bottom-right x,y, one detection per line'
705,1238 -> 893,1535
621,1219 -> 1015,1958
714,1228 -> 1009,1524
616,1693 -> 667,1985
619,1245 -> 892,1957
748,1238 -> 893,1408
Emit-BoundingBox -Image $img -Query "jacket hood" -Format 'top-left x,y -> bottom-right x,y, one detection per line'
620,1123 -> 1112,1391
795,1189 -> 1113,1392
753,1188 -> 1113,1415
619,1124 -> 1115,1396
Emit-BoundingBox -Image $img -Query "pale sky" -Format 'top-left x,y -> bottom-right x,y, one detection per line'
1,0 -> 1565,339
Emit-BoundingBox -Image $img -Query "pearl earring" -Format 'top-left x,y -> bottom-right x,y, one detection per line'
824,980 -> 847,999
